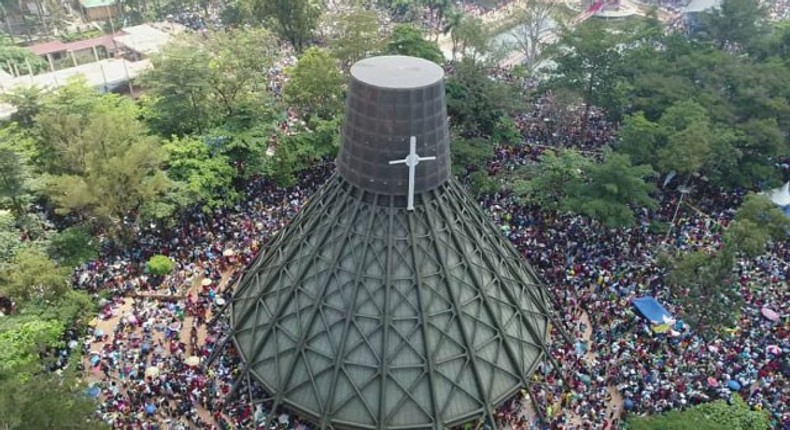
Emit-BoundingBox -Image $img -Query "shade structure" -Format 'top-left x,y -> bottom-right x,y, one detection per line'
229,55 -> 552,430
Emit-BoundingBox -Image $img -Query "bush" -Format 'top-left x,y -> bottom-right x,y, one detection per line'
627,396 -> 770,430
146,254 -> 174,276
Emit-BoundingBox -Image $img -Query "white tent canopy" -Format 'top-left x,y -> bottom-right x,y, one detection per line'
765,182 -> 790,206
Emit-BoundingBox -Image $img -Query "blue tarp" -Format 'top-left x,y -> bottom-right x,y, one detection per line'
632,296 -> 674,324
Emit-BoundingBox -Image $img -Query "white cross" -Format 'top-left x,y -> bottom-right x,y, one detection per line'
389,136 -> 436,211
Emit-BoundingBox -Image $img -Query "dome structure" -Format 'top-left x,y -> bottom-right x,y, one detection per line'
230,56 -> 553,430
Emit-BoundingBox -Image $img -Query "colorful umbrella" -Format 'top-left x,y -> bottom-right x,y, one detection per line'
201,278 -> 213,286
726,380 -> 742,391
185,356 -> 200,367
706,377 -> 718,387
145,366 -> 160,377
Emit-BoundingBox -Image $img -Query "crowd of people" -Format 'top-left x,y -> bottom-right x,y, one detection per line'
479,91 -> 788,429
42,1 -> 786,429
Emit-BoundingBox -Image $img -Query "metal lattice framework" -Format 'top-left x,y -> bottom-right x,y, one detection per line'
230,174 -> 555,430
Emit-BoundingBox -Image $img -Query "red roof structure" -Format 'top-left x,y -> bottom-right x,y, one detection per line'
28,33 -> 116,57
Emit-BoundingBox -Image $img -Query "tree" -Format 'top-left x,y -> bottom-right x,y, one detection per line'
451,136 -> 497,176
265,117 -> 340,186
564,151 -> 657,227
627,395 -> 769,430
163,135 -> 237,208
668,249 -> 741,335
146,254 -> 174,276
447,14 -> 490,64
724,193 -> 790,257
385,24 -> 444,64
616,111 -> 665,167
284,47 -> 345,122
49,226 -> 98,268
511,149 -> 592,210
326,6 -> 381,67
0,246 -> 69,303
143,30 -> 280,137
0,146 -> 31,217
656,101 -> 713,178
0,367 -> 107,430
549,19 -> 628,140
39,89 -> 172,236
446,59 -> 519,137
2,85 -> 45,128
701,0 -> 768,51
142,39 -> 214,136
249,0 -> 322,52
510,0 -> 558,74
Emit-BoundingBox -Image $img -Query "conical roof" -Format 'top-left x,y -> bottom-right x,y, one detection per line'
230,56 -> 552,430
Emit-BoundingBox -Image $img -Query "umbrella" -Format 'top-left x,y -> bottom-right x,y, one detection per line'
223,249 -> 235,257
201,278 -> 213,286
145,403 -> 157,416
623,399 -> 634,410
726,380 -> 741,391
141,342 -> 151,352
577,373 -> 591,385
85,385 -> 101,398
766,345 -> 782,355
279,414 -> 289,424
145,366 -> 160,377
125,314 -> 138,324
185,356 -> 200,367
88,318 -> 99,327
93,328 -> 104,338
706,377 -> 719,387
215,297 -> 226,306
90,355 -> 101,366
169,322 -> 182,332
761,307 -> 780,322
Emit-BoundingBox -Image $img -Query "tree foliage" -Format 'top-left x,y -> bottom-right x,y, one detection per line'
248,0 -> 322,52
35,80 -> 172,235
564,151 -> 657,227
0,246 -> 69,303
385,24 -> 444,64
628,396 -> 769,430
325,6 -> 382,67
163,135 -> 237,208
511,149 -> 591,210
284,47 -> 346,122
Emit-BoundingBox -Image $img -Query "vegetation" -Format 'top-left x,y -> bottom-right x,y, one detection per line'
627,395 -> 770,430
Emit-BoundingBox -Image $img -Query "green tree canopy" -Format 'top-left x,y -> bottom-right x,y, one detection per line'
325,6 -> 381,67
36,82 -> 172,235
284,47 -> 346,122
385,24 -> 445,64
628,395 -> 769,430
163,135 -> 237,209
0,246 -> 69,304
511,149 -> 592,210
564,151 -> 657,227
248,0 -> 322,52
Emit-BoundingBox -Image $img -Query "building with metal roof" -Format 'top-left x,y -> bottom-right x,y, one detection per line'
229,56 -> 555,430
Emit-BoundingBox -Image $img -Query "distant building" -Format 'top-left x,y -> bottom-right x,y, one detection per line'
79,0 -> 120,21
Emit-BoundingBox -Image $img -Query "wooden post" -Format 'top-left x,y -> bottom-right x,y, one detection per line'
70,50 -> 78,67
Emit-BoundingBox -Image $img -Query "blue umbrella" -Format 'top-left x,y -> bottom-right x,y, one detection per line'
85,386 -> 101,398
624,399 -> 635,410
727,380 -> 742,391
145,403 -> 157,416
141,342 -> 151,352
90,355 -> 101,366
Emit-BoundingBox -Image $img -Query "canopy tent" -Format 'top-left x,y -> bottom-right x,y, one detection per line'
632,296 -> 674,324
765,182 -> 790,207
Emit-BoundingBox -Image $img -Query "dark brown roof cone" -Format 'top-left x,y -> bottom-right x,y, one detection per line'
337,55 -> 451,204
230,56 -> 554,430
